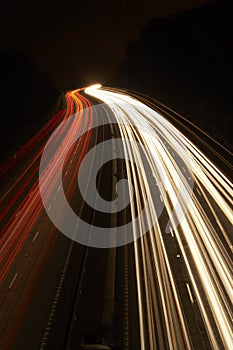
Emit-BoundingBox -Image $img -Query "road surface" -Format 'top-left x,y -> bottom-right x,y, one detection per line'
0,85 -> 232,349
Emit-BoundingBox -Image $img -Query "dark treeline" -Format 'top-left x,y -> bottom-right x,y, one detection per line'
0,50 -> 59,160
112,0 -> 233,150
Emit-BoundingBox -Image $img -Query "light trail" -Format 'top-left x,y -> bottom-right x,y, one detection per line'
0,91 -> 93,349
85,86 -> 233,349
0,84 -> 232,349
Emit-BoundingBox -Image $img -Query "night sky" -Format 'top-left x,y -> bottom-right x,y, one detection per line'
1,0 -> 209,88
1,0 -> 232,159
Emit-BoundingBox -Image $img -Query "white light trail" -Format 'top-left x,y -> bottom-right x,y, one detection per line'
84,83 -> 102,93
86,86 -> 233,349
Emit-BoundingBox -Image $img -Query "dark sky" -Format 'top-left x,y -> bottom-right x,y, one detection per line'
1,0 -> 210,88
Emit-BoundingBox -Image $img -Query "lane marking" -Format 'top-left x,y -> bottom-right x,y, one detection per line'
186,283 -> 194,304
169,226 -> 174,237
196,188 -> 202,196
40,242 -> 74,349
9,273 -> 18,289
32,231 -> 40,242
182,166 -> 187,173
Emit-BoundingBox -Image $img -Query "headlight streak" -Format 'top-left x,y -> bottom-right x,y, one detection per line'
1,83 -> 232,349
86,86 -> 233,349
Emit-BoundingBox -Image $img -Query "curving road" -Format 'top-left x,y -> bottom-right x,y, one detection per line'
0,85 -> 232,350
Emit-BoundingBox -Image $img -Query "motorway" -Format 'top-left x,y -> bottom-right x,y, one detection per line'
0,85 -> 232,350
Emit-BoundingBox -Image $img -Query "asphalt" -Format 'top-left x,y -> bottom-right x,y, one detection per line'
0,89 -> 232,350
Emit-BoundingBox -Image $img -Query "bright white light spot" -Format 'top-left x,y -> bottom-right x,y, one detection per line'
84,83 -> 102,93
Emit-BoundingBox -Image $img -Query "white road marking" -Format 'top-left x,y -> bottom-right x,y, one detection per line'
186,283 -> 194,304
182,166 -> 187,173
32,231 -> 40,242
196,188 -> 202,196
9,273 -> 18,289
169,226 -> 174,237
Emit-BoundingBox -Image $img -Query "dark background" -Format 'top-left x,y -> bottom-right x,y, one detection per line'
1,0 -> 232,159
